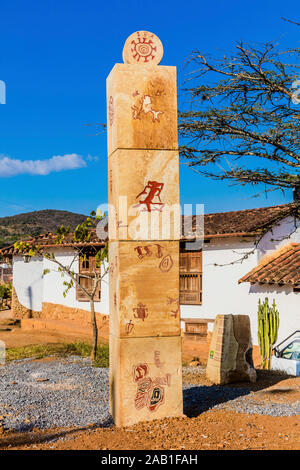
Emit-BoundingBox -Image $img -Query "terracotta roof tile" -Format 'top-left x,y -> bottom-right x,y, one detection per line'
200,202 -> 298,236
239,243 -> 300,287
0,202 -> 299,257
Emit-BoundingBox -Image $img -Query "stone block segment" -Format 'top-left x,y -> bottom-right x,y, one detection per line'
107,64 -> 178,155
109,334 -> 183,427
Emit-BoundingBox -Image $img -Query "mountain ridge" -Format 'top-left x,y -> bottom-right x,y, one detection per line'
0,209 -> 87,248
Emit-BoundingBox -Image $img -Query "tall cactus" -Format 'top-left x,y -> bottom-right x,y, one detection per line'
257,298 -> 279,369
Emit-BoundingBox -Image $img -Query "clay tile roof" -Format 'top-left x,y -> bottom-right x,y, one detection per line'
239,243 -> 300,287
202,202 -> 298,236
0,228 -> 106,258
181,202 -> 299,240
0,202 -> 299,257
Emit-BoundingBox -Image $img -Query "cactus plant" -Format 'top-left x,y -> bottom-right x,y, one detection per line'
257,298 -> 279,369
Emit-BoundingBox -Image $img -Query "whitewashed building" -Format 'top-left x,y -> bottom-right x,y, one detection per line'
1,202 -> 299,346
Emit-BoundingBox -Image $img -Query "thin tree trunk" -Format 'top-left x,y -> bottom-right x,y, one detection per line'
90,298 -> 98,361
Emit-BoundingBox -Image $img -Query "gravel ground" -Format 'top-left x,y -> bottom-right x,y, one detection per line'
0,357 -> 299,432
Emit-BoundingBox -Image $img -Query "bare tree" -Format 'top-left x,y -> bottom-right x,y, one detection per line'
179,32 -> 300,196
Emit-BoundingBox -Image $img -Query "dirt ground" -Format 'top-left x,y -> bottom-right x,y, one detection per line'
0,310 -> 95,349
0,311 -> 299,451
0,365 -> 299,451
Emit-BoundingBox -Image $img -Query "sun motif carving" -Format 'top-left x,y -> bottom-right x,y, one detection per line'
123,31 -> 163,66
131,35 -> 157,63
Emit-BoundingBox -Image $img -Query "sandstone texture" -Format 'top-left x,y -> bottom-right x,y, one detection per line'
206,314 -> 257,385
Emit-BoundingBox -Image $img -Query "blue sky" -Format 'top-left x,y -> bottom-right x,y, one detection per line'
0,0 -> 299,217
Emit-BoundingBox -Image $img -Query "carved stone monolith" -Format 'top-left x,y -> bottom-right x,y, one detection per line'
206,314 -> 257,385
107,31 -> 183,427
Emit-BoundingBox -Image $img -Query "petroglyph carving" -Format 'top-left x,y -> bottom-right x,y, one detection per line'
134,244 -> 163,259
133,302 -> 148,321
167,297 -> 180,318
135,181 -> 164,212
159,254 -> 174,273
133,362 -> 171,412
123,31 -> 163,66
132,94 -> 163,122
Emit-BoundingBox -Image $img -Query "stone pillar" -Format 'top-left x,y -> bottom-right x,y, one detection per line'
107,31 -> 183,427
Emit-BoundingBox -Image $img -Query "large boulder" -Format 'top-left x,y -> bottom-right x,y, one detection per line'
206,314 -> 256,384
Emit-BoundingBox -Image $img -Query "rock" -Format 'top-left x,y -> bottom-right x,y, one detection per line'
206,314 -> 257,385
189,361 -> 200,367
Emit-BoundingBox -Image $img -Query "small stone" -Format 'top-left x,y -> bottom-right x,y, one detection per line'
189,360 -> 200,367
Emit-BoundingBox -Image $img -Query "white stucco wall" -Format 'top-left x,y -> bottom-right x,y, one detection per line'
42,248 -> 110,315
12,215 -> 299,345
180,217 -> 300,345
13,248 -> 110,315
258,216 -> 300,257
13,255 -> 44,312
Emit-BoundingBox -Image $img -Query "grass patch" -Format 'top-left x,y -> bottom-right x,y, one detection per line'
6,341 -> 109,367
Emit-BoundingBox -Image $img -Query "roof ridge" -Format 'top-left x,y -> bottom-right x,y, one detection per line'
204,202 -> 294,217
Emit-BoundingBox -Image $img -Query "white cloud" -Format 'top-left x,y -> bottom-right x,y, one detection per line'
0,153 -> 87,177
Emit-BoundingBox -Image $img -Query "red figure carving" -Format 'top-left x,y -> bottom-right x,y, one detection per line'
167,297 -> 180,318
131,34 -> 157,63
133,363 -> 149,382
133,362 -> 171,412
135,378 -> 152,410
153,244 -> 163,258
154,350 -> 163,368
108,96 -> 114,126
117,220 -> 128,228
125,320 -> 134,335
134,244 -> 164,260
134,245 -> 152,259
133,302 -> 148,321
109,169 -> 113,194
159,254 -> 174,273
109,263 -> 114,276
134,246 -> 144,259
135,181 -> 164,212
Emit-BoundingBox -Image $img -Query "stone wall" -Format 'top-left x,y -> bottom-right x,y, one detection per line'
41,302 -> 108,326
11,286 -> 42,319
12,288 -> 108,329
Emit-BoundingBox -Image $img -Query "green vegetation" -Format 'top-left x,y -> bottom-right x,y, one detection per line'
6,341 -> 109,367
0,282 -> 12,309
0,209 -> 87,248
258,298 -> 279,369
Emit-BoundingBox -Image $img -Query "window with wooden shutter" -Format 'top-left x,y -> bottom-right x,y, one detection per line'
180,250 -> 202,305
76,250 -> 101,302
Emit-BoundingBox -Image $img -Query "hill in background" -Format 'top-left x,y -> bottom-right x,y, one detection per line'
0,209 -> 87,248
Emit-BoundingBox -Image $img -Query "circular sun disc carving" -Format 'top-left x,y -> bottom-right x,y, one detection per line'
123,31 -> 163,66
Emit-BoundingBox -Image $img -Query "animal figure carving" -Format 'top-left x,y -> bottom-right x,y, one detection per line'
133,302 -> 148,321
132,94 -> 163,122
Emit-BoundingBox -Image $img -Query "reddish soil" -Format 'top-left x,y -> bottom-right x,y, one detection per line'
1,409 -> 298,451
0,366 -> 299,451
0,312 -> 298,451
